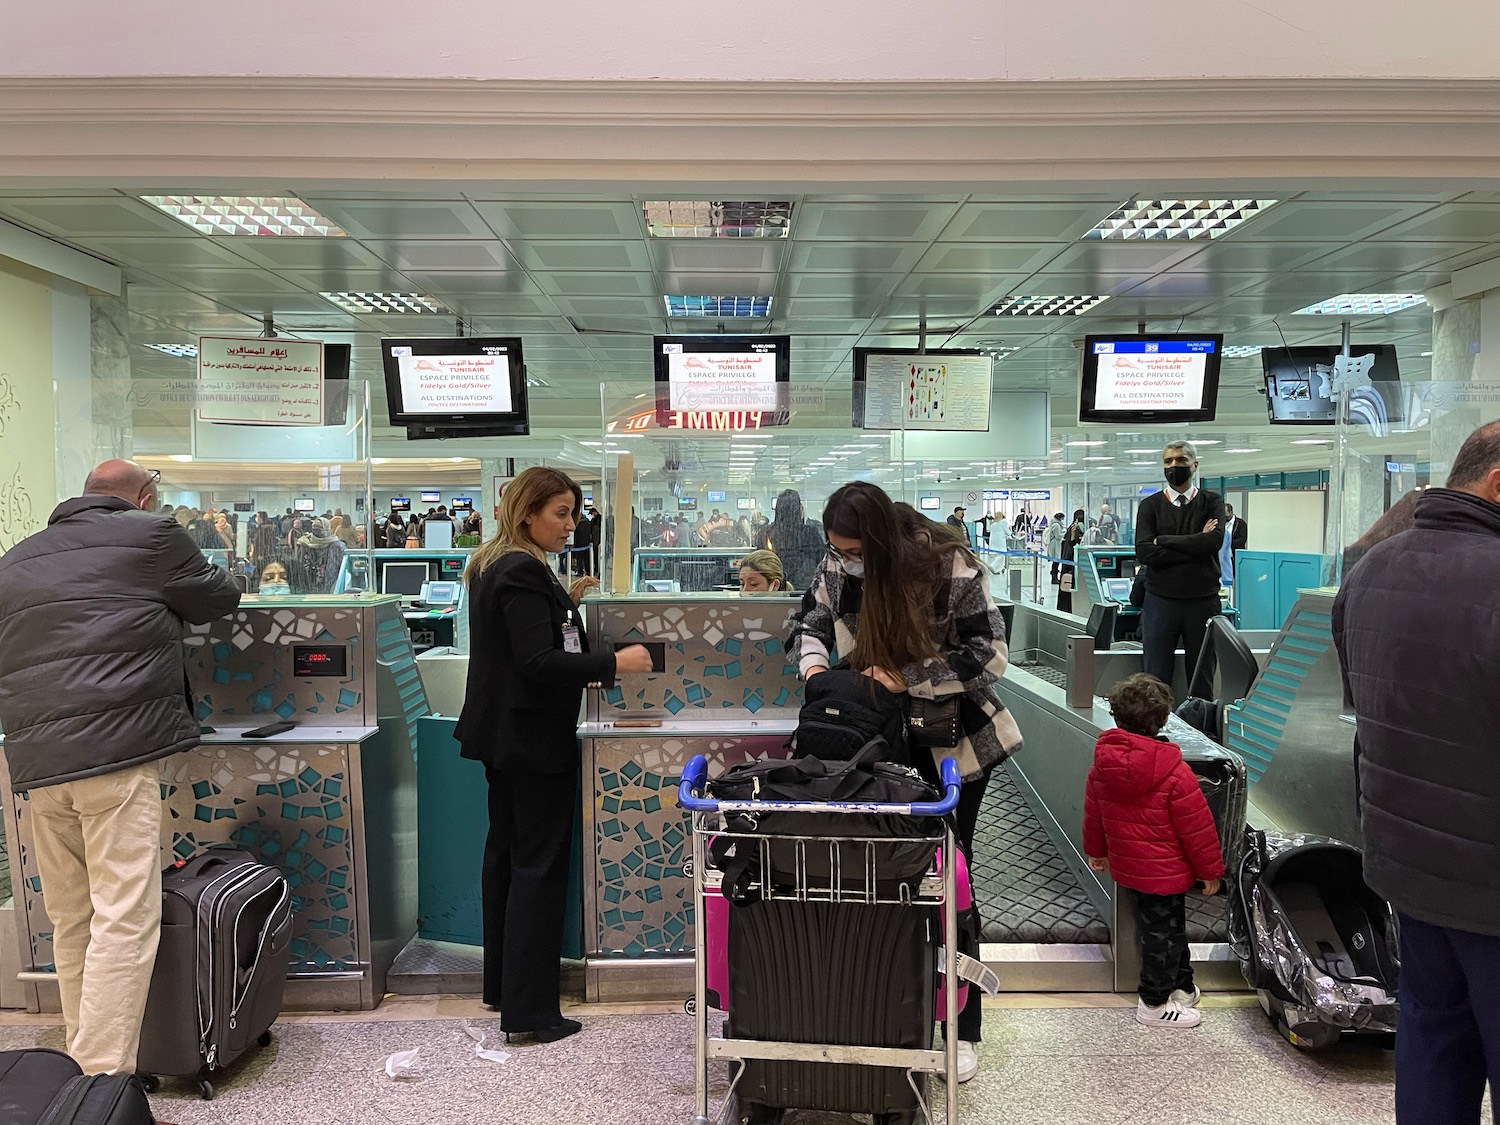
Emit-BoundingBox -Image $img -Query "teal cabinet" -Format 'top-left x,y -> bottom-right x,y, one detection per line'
1234,551 -> 1329,630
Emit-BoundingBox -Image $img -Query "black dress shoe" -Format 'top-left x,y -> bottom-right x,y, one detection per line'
505,1017 -> 582,1044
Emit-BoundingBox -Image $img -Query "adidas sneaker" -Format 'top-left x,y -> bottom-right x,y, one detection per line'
1169,986 -> 1201,1008
1136,998 -> 1202,1029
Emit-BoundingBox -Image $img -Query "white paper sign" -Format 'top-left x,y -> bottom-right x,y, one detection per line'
197,337 -> 324,426
860,353 -> 992,431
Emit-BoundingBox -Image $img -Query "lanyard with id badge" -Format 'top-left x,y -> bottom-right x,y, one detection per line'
562,608 -> 583,654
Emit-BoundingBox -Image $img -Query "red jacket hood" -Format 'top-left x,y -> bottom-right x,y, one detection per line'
1092,728 -> 1182,797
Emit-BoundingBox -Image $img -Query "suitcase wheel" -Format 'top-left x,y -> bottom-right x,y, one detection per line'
198,1078 -> 215,1101
137,1073 -> 160,1094
258,1030 -> 273,1048
683,998 -> 697,1016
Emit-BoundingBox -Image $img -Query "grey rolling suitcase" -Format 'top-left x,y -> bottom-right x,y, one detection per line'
136,849 -> 292,1101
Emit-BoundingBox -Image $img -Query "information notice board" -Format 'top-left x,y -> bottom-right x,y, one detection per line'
856,351 -> 992,432
197,337 -> 323,426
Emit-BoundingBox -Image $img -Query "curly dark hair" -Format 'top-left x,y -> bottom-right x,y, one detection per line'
1107,673 -> 1173,736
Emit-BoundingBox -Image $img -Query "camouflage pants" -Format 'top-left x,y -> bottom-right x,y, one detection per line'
1135,891 -> 1194,1007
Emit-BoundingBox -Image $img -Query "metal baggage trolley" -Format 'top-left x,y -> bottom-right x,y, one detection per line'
678,754 -> 965,1125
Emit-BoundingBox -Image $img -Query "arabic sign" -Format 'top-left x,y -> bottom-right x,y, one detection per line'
197,337 -> 324,426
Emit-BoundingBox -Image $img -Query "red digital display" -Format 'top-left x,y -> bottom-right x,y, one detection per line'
292,644 -> 349,678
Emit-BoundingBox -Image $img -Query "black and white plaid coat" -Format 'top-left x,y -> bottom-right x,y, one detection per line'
787,550 -> 1023,781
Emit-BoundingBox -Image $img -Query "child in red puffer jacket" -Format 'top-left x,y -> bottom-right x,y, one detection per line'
1085,674 -> 1225,1029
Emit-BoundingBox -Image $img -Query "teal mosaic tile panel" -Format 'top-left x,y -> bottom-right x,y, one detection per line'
590,735 -> 788,958
593,602 -> 802,719
9,742 -> 359,975
1225,604 -> 1332,784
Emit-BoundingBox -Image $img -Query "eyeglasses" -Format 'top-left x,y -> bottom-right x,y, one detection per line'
145,469 -> 162,484
825,541 -> 863,562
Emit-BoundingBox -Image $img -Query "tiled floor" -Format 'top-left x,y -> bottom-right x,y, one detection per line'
0,993 -> 1399,1125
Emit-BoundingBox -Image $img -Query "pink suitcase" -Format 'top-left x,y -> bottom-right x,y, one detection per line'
704,846 -> 972,1015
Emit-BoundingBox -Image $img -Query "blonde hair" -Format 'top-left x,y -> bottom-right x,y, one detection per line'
465,466 -> 582,582
739,549 -> 787,589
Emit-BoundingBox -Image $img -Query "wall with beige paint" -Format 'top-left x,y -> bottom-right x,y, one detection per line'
0,260 -> 57,553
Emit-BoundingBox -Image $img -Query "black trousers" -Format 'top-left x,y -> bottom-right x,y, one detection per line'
1134,891 -> 1193,1007
1141,592 -> 1220,688
483,766 -> 576,1031
915,756 -> 992,1043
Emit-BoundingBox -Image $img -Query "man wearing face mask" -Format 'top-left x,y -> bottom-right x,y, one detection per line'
0,459 -> 240,1076
1133,441 -> 1225,687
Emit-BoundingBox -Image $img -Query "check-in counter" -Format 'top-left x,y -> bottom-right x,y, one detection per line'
0,594 -> 424,1013
578,593 -> 802,1000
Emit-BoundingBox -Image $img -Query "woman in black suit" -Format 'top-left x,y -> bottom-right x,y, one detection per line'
457,467 -> 653,1043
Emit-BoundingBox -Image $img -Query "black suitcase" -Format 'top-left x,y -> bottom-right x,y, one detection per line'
137,849 -> 292,1100
0,1048 -> 153,1125
726,898 -> 933,1123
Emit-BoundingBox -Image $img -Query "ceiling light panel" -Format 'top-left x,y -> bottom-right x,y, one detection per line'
643,201 -> 792,239
1083,199 -> 1279,241
1292,294 -> 1427,316
143,342 -> 198,358
988,295 -> 1108,317
140,195 -> 347,237
320,292 -> 450,314
664,296 -> 773,317
1222,345 -> 1265,358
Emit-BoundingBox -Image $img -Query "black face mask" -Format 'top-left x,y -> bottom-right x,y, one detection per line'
1164,465 -> 1194,488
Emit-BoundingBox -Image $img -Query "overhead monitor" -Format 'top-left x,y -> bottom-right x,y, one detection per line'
653,336 -> 791,428
736,497 -> 755,510
1262,345 -> 1401,427
293,497 -> 316,512
707,490 -> 726,503
678,496 -> 699,511
1078,334 -> 1224,424
419,491 -> 442,504
852,348 -> 993,431
380,560 -> 430,598
389,497 -> 411,512
450,496 -> 474,512
381,336 -> 529,438
918,496 -> 942,512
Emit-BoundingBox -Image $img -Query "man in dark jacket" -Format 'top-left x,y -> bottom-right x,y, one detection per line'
0,460 -> 240,1075
1134,441 -> 1224,686
1333,422 -> 1500,1124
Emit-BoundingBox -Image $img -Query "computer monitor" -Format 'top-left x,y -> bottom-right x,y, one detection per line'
1103,578 -> 1134,604
421,580 -> 461,606
380,561 -> 430,599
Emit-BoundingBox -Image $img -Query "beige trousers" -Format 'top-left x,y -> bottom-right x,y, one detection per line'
28,762 -> 163,1075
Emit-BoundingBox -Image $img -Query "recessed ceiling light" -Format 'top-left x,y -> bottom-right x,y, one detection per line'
1065,440 -> 1107,447
322,292 -> 449,314
989,295 -> 1108,317
143,343 -> 198,358
1083,199 -> 1279,241
1291,438 -> 1332,445
1082,456 -> 1112,462
1224,448 -> 1262,454
1420,351 -> 1433,358
525,375 -> 551,388
664,296 -> 773,318
1292,293 -> 1427,316
1222,345 -> 1265,358
1068,469 -> 1088,474
643,200 -> 792,239
141,195 -> 347,237
1123,448 -> 1159,454
1129,461 -> 1156,467
1191,440 -> 1220,446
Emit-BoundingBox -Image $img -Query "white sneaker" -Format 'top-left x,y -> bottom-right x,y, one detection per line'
1136,999 -> 1201,1029
955,1040 -> 978,1083
1169,986 -> 1201,1008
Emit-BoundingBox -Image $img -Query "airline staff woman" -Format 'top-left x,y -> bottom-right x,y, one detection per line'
456,467 -> 652,1043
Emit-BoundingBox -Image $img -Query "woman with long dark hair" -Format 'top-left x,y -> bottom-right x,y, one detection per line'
456,467 -> 653,1044
788,482 -> 1022,1083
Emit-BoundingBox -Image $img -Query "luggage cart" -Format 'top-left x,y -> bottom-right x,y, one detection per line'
678,755 -> 964,1125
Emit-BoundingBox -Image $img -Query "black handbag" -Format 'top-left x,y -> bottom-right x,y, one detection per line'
907,695 -> 962,749
706,741 -> 941,902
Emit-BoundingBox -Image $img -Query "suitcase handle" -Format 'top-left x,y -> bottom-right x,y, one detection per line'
677,754 -> 962,816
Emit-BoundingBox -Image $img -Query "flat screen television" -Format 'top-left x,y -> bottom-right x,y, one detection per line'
736,497 -> 755,510
1261,345 -> 1401,427
653,336 -> 791,428
1078,334 -> 1224,424
381,336 -> 529,439
678,496 -> 699,511
419,491 -> 442,504
293,498 -> 316,513
389,497 -> 411,512
707,490 -> 726,503
918,496 -> 942,512
380,560 -> 430,598
852,348 -> 992,431
450,496 -> 474,512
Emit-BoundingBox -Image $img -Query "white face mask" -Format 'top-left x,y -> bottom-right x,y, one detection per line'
259,582 -> 291,596
840,558 -> 865,579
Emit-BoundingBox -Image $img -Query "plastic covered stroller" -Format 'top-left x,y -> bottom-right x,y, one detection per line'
1228,829 -> 1400,1049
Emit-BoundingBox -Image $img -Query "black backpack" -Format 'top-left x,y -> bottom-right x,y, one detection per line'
790,668 -> 909,766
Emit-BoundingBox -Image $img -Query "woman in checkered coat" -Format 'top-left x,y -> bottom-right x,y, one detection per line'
787,481 -> 1023,1082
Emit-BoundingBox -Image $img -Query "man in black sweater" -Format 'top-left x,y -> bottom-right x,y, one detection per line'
1133,441 -> 1224,686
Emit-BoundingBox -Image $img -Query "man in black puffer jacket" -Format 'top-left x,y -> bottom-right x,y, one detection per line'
0,460 -> 240,1075
1333,421 -> 1500,1125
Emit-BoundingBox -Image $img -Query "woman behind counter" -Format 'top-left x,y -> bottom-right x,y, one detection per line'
788,482 -> 1023,1084
456,467 -> 653,1044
